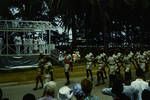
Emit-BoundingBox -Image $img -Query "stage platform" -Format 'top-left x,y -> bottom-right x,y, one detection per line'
0,55 -> 39,70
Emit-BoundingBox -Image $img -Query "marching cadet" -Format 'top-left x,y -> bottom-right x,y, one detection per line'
133,51 -> 146,79
43,56 -> 54,83
123,52 -> 133,85
139,53 -> 147,75
64,51 -> 72,85
107,54 -> 117,87
114,52 -> 123,79
85,52 -> 94,81
143,51 -> 149,72
95,53 -> 105,86
33,53 -> 45,90
101,52 -> 108,79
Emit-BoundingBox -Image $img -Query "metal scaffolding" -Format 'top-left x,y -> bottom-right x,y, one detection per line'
0,20 -> 55,56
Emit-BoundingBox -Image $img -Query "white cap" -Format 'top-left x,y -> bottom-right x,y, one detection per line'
58,86 -> 73,100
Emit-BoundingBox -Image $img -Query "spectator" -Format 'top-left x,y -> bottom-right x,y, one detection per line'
142,89 -> 150,100
81,78 -> 99,100
23,93 -> 36,100
102,79 -> 138,100
38,81 -> 57,100
131,69 -> 149,100
111,80 -> 130,100
142,80 -> 150,100
58,86 -> 73,100
71,83 -> 84,100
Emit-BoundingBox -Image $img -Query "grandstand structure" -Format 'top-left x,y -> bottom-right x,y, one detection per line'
0,20 -> 56,69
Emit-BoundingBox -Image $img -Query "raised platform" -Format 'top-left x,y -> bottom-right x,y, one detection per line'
0,55 -> 39,70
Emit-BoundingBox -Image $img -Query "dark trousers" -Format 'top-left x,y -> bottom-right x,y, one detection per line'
50,71 -> 54,81
109,74 -> 116,87
125,71 -> 131,85
65,72 -> 70,83
86,69 -> 93,81
35,75 -> 43,88
103,68 -> 107,78
97,70 -> 105,83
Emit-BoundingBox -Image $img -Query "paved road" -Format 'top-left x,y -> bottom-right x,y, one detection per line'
1,66 -> 150,100
1,76 -> 112,100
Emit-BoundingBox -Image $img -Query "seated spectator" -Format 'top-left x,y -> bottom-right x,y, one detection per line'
131,69 -> 149,100
58,86 -> 73,100
81,78 -> 99,100
102,79 -> 137,100
38,81 -> 57,100
111,80 -> 130,100
23,93 -> 36,100
71,83 -> 84,100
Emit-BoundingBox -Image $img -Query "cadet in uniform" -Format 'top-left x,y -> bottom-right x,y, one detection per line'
44,56 -> 54,83
123,52 -> 133,85
95,53 -> 105,86
107,55 -> 117,87
85,52 -> 94,81
33,53 -> 45,90
64,52 -> 72,85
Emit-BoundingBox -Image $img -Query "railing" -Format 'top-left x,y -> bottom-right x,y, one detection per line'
0,20 -> 52,32
0,44 -> 55,56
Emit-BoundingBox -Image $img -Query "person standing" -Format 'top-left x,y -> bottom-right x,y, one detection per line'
39,37 -> 43,53
64,51 -> 72,85
33,36 -> 39,53
14,34 -> 22,54
0,37 -> 3,54
44,56 -> 54,83
131,69 -> 149,100
95,53 -> 105,86
23,36 -> 28,54
123,52 -> 133,85
85,52 -> 94,81
33,53 -> 45,90
107,55 -> 117,87
28,35 -> 33,54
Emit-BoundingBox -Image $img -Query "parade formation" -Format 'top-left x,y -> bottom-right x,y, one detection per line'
32,49 -> 150,88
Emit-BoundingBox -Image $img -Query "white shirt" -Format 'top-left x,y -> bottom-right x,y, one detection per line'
131,78 -> 149,100
14,36 -> 22,45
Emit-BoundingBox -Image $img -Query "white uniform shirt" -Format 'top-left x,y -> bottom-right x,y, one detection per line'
85,53 -> 94,70
96,54 -> 105,70
14,36 -> 22,45
64,54 -> 71,72
107,56 -> 116,75
123,55 -> 131,72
